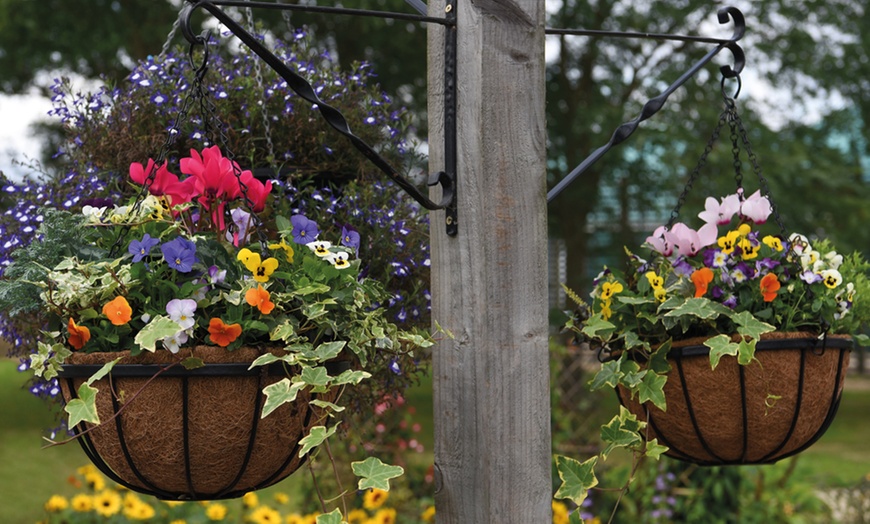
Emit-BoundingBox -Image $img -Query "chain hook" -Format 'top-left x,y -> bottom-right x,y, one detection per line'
721,74 -> 742,103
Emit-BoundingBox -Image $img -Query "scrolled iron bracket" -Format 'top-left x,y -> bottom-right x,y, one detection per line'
546,6 -> 747,202
180,0 -> 459,235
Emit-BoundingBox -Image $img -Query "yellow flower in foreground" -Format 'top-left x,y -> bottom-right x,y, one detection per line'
268,239 -> 295,263
237,248 -> 280,282
644,271 -> 663,289
71,494 -> 93,512
600,281 -> 623,300
93,490 -> 122,517
363,488 -> 389,510
763,235 -> 783,251
372,508 -> 397,524
600,299 -> 613,320
273,492 -> 290,505
249,505 -> 282,524
205,502 -> 228,521
421,505 -> 436,523
243,491 -> 259,509
552,500 -> 569,524
44,495 -> 69,512
85,471 -> 106,491
347,509 -> 369,523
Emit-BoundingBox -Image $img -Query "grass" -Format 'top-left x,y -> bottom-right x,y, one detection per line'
2,357 -> 868,523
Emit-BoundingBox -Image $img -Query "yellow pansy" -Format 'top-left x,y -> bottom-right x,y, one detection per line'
268,239 -> 295,263
600,281 -> 624,300
237,248 -> 280,282
762,235 -> 783,251
645,271 -> 664,289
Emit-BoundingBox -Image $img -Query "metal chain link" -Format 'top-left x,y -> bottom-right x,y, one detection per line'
244,3 -> 277,167
160,10 -> 183,58
666,108 -> 728,229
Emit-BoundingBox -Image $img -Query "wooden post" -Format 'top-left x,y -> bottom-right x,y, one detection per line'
428,0 -> 550,520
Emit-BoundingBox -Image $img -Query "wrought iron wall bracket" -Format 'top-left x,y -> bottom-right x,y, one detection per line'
180,0 -> 459,235
546,6 -> 746,202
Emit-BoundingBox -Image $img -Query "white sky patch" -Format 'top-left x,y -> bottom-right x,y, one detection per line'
0,90 -> 54,181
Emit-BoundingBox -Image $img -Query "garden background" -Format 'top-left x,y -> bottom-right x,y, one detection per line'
2,0 -> 870,522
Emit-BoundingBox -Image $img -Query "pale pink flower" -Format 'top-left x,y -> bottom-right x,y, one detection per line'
698,194 -> 740,225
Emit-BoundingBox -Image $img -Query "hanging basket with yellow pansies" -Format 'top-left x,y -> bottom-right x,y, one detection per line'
1,144 -> 430,500
561,91 -> 870,471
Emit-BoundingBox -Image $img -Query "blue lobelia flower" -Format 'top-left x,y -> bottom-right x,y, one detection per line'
161,237 -> 198,273
128,233 -> 160,263
290,214 -> 319,245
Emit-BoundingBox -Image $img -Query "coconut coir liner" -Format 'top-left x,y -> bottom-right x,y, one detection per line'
59,346 -> 336,498
618,332 -> 850,464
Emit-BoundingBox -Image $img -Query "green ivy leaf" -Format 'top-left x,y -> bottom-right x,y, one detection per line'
181,357 -> 205,370
638,372 -> 667,412
600,413 -> 642,459
312,341 -> 346,361
554,455 -> 598,505
351,456 -> 405,491
648,340 -> 672,375
300,366 -> 330,387
261,378 -> 305,418
270,320 -> 297,342
588,359 -> 623,391
705,334 -> 738,370
65,383 -> 99,426
299,424 -> 339,457
617,296 -> 654,306
310,399 -> 345,412
645,439 -> 668,460
332,369 -> 371,386
621,368 -> 647,390
732,311 -> 776,340
293,283 -> 331,296
737,338 -> 757,366
134,315 -> 181,352
315,509 -> 343,524
581,316 -> 616,339
664,297 -> 732,320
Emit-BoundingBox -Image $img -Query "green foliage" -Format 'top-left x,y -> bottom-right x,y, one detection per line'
554,455 -> 599,506
351,456 -> 405,491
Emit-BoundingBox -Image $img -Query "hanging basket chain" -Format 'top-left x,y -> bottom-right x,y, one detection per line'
666,108 -> 728,229
107,42 -> 212,258
190,35 -> 271,254
244,3 -> 277,167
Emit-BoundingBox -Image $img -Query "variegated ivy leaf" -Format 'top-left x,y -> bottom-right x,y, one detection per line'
621,368 -> 647,390
600,410 -> 643,459
705,334 -> 738,370
134,315 -> 182,353
85,358 -> 123,386
269,320 -> 297,342
303,302 -> 328,320
310,399 -> 345,413
315,509 -> 343,524
292,283 -> 331,296
617,296 -> 655,306
554,455 -> 598,505
32,341 -> 71,380
663,297 -> 732,321
65,383 -> 100,427
645,439 -> 669,460
581,317 -> 616,339
638,372 -> 667,411
300,366 -> 330,387
351,456 -> 404,491
303,341 -> 345,361
261,378 -> 305,418
332,369 -> 371,386
588,359 -> 623,391
648,340 -> 672,375
732,311 -> 776,340
737,338 -> 757,366
298,424 -> 338,457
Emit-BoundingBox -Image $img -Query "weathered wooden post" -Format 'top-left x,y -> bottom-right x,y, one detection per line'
428,0 -> 551,520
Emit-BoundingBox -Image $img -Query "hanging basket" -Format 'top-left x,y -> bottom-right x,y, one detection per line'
616,332 -> 851,465
58,346 -> 340,500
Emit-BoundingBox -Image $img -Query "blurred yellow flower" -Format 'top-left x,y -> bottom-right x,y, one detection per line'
76,464 -> 98,476
206,502 -> 228,521
347,508 -> 369,523
170,520 -> 187,524
85,472 -> 106,491
243,491 -> 259,508
249,505 -> 282,524
362,488 -> 389,510
285,514 -> 305,524
273,492 -> 290,505
372,507 -> 397,524
552,500 -> 569,524
44,495 -> 68,512
93,490 -> 122,517
71,494 -> 93,512
421,505 -> 436,523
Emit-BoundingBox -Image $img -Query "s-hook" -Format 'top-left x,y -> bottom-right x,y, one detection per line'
546,6 -> 746,203
179,0 -> 459,236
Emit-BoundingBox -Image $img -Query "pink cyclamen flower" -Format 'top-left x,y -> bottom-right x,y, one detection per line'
646,226 -> 673,256
698,194 -> 740,225
664,222 -> 719,257
739,190 -> 772,224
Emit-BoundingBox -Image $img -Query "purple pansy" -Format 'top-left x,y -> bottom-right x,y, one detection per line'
290,214 -> 319,245
672,257 -> 694,277
161,236 -> 198,273
340,225 -> 360,251
128,233 -> 160,262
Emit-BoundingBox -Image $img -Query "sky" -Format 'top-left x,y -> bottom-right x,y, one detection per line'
0,90 -> 55,181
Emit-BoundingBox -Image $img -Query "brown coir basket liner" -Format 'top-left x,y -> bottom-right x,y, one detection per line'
58,346 -> 337,500
617,332 -> 851,465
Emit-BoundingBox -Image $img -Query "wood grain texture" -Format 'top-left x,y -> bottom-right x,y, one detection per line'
428,0 -> 551,520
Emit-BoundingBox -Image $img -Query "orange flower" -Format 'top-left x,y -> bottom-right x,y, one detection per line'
245,285 -> 275,315
760,273 -> 781,302
102,296 -> 132,326
208,318 -> 242,347
67,317 -> 91,350
691,268 -> 714,298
